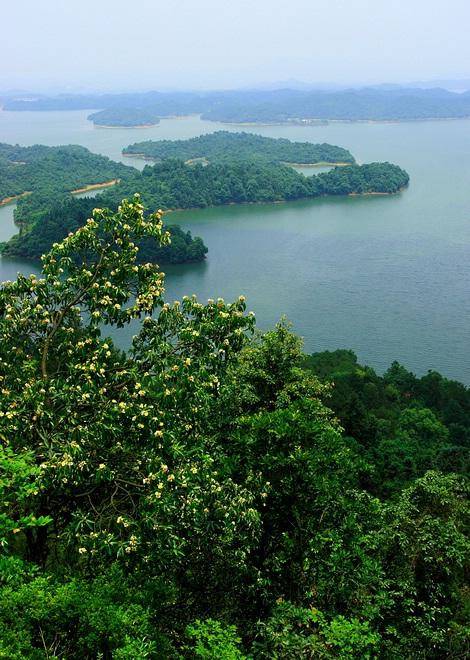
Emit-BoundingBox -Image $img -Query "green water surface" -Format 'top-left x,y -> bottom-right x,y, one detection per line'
1,111 -> 469,382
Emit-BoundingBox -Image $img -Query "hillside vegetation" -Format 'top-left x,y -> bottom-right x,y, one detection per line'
0,143 -> 130,203
113,159 -> 409,208
6,87 -> 470,124
123,131 -> 355,164
0,198 -> 467,658
0,144 -> 207,265
2,195 -> 207,263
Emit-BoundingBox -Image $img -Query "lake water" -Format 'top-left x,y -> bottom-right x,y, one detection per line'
1,110 -> 470,383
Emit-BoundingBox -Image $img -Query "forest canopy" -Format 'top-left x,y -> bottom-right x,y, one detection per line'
0,143 -> 130,203
123,131 -> 355,165
0,144 -> 208,265
2,195 -> 208,264
112,159 -> 409,208
0,198 -> 467,658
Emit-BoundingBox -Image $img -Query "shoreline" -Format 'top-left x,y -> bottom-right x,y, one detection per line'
70,179 -> 120,195
217,115 -> 470,127
92,114 -> 202,129
2,184 -> 407,260
0,180 -> 121,208
283,160 -> 352,168
165,186 -> 406,215
121,153 -> 353,168
0,191 -> 32,207
93,123 -> 159,129
122,152 -> 157,161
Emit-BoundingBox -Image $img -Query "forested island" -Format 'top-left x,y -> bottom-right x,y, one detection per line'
111,159 -> 409,209
0,198 -> 467,658
123,131 -> 355,164
88,107 -> 161,127
6,86 -> 470,125
3,157 -> 408,260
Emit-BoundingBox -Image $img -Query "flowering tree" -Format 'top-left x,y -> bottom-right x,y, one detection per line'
0,195 -> 259,566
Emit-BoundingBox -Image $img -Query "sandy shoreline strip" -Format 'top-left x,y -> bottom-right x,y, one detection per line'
71,179 -> 120,195
94,124 -> 158,129
0,191 -> 32,207
283,161 -> 352,168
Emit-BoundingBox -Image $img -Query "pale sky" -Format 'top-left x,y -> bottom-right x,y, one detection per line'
2,0 -> 469,92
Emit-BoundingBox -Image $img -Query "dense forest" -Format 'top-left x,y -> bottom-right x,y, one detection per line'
0,144 -> 208,265
6,87 -> 470,124
88,108 -> 161,127
2,197 -> 207,264
111,159 -> 408,208
304,349 -> 470,496
4,159 -> 408,260
0,198 -> 467,658
0,144 -> 130,203
123,131 -> 355,164
2,196 -> 208,263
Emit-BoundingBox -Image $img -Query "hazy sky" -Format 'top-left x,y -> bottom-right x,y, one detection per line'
2,0 -> 469,92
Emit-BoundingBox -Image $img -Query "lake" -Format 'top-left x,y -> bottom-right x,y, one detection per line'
1,110 -> 470,383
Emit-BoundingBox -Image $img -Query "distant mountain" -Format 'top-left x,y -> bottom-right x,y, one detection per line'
408,79 -> 470,93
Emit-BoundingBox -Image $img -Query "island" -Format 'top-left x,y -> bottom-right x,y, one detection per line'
122,131 -> 355,165
87,107 -> 161,128
107,159 -> 409,210
0,134 -> 409,263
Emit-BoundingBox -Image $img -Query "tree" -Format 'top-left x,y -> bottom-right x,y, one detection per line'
381,471 -> 469,657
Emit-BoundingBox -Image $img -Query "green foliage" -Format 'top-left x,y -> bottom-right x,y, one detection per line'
186,619 -> 246,659
0,199 -> 467,657
304,349 -> 470,495
253,602 -> 381,658
0,560 -> 170,659
382,472 -> 469,657
0,143 -> 212,264
123,131 -> 354,165
112,159 -> 408,210
0,447 -> 51,551
3,195 -> 208,263
0,143 -> 130,202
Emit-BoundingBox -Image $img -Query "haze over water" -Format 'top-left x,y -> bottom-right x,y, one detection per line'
1,110 -> 470,383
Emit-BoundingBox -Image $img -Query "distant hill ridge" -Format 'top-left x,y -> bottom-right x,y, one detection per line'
4,87 -> 470,124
